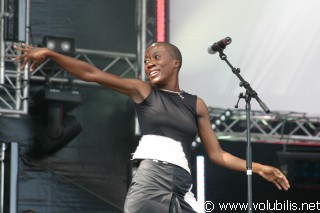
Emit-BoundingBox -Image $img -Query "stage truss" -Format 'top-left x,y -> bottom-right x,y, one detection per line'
0,42 -> 138,115
195,108 -> 320,146
0,42 -> 29,115
0,0 -> 156,116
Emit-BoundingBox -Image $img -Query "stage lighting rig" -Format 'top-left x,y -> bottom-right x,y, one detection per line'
31,87 -> 83,158
42,35 -> 75,54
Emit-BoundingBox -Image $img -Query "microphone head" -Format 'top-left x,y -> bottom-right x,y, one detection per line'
207,44 -> 216,54
207,37 -> 232,54
224,37 -> 232,45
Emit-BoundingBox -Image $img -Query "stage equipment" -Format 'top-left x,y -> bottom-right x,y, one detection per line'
206,108 -> 320,144
0,0 -> 29,114
3,0 -> 27,42
210,37 -> 270,213
277,151 -> 320,190
196,155 -> 205,211
42,35 -> 75,54
156,0 -> 168,42
210,108 -> 233,130
33,87 -> 82,157
0,142 -> 19,213
207,37 -> 232,54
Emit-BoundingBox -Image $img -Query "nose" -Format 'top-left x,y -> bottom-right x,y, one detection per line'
145,59 -> 155,69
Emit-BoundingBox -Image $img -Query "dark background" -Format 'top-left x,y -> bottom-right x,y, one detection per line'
193,141 -> 319,213
2,0 -> 138,212
29,0 -> 137,52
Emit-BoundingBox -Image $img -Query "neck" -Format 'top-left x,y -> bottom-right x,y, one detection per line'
157,85 -> 180,92
158,87 -> 185,99
159,88 -> 182,93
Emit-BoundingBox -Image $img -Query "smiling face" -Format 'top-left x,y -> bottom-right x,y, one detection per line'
144,43 -> 181,87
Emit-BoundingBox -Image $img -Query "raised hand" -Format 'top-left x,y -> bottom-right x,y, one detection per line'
13,43 -> 50,71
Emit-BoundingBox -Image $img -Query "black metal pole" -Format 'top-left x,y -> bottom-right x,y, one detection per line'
218,52 -> 270,114
216,50 -> 271,213
245,93 -> 253,213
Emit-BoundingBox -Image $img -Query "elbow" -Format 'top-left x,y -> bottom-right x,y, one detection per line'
82,73 -> 94,82
207,149 -> 226,165
207,152 -> 218,164
78,70 -> 97,82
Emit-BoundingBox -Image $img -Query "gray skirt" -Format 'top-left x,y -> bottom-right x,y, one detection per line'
124,159 -> 201,213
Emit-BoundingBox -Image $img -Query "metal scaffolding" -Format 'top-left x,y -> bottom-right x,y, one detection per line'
0,43 -> 139,115
203,108 -> 320,145
0,0 -> 152,116
29,48 -> 138,85
0,0 -> 30,115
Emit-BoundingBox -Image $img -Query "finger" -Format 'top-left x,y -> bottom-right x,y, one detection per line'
13,45 -> 26,52
24,43 -> 33,50
12,56 -> 22,61
274,169 -> 286,181
273,180 -> 282,190
274,169 -> 290,189
20,58 -> 30,70
279,177 -> 290,190
276,177 -> 290,191
276,170 -> 290,184
22,43 -> 33,50
14,44 -> 32,53
30,62 -> 37,71
273,168 -> 282,176
280,182 -> 289,191
12,53 -> 28,61
30,58 -> 44,71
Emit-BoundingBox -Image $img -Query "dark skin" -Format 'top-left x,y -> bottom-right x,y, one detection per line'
14,42 -> 290,190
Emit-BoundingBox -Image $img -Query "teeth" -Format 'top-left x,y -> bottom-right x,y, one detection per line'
150,71 -> 158,77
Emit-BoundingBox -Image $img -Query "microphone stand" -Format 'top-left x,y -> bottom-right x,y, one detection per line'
216,48 -> 270,213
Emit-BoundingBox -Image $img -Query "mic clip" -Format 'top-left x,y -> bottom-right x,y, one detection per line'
212,43 -> 225,53
234,92 -> 246,108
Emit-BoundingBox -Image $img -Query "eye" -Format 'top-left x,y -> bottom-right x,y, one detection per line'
144,59 -> 149,64
155,55 -> 160,60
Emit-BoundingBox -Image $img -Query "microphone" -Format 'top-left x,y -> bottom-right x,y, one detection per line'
207,37 -> 232,54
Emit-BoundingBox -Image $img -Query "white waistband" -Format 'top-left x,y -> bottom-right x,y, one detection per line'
132,135 -> 190,173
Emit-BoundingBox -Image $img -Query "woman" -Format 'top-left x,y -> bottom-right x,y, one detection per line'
14,42 -> 290,213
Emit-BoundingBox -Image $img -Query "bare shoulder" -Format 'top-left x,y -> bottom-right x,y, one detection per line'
196,97 -> 209,118
129,78 -> 152,94
124,78 -> 152,103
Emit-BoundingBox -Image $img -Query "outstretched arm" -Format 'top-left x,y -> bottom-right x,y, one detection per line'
196,97 -> 290,191
13,43 -> 151,103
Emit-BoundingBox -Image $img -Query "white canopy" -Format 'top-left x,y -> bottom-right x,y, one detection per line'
170,0 -> 320,115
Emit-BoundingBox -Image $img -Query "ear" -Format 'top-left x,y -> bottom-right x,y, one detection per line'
173,60 -> 180,69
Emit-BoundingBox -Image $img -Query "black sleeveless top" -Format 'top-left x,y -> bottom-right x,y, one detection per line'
134,86 -> 198,168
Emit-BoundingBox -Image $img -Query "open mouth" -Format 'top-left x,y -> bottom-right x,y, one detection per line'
149,70 -> 160,78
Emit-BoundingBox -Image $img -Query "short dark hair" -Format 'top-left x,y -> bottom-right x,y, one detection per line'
151,42 -> 183,70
